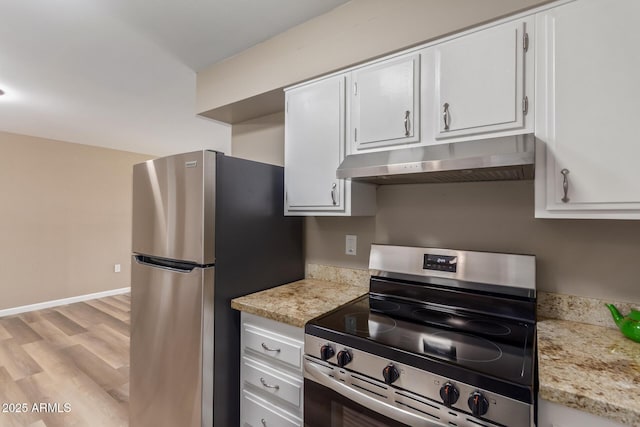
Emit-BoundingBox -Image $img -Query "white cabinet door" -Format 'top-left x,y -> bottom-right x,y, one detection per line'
434,17 -> 533,139
285,75 -> 346,213
350,53 -> 420,151
535,0 -> 640,219
285,75 -> 376,216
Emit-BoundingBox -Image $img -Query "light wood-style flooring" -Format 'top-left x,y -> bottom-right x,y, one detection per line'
0,294 -> 130,427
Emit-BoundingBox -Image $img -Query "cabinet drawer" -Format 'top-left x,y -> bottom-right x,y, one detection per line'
243,356 -> 302,408
242,390 -> 302,427
243,324 -> 303,369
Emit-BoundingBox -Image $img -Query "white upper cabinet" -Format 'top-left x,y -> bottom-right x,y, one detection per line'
284,75 -> 376,216
434,17 -> 533,140
535,0 -> 640,219
350,53 -> 420,151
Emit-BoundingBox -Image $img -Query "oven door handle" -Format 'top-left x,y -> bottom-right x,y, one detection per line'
304,358 -> 444,427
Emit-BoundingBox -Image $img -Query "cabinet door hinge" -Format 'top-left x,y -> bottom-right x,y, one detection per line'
523,32 -> 529,53
354,128 -> 358,142
353,82 -> 358,96
522,96 -> 529,115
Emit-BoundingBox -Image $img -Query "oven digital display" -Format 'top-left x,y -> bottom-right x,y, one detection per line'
423,254 -> 457,272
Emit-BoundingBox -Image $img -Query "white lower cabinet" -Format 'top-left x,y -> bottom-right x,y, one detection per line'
242,391 -> 302,427
538,398 -> 628,427
240,312 -> 304,427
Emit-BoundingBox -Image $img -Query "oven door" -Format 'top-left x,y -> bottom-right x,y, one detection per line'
304,357 -> 445,427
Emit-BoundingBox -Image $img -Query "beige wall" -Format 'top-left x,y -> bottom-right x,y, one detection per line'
307,182 -> 640,303
0,131 -> 152,310
197,0 -> 551,120
231,112 -> 285,166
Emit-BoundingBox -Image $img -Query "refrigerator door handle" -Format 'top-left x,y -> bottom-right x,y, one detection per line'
133,255 -> 199,273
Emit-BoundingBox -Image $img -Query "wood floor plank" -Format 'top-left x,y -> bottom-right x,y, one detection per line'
84,299 -> 129,322
100,296 -> 130,312
17,371 -> 84,427
117,365 -> 129,378
70,326 -> 128,370
19,310 -> 48,324
62,344 -> 127,390
20,341 -> 128,427
107,381 -> 129,405
28,320 -> 76,351
0,294 -> 131,426
42,311 -> 87,336
0,338 -> 43,380
0,323 -> 12,341
0,366 -> 42,426
0,317 -> 43,345
57,303 -> 129,338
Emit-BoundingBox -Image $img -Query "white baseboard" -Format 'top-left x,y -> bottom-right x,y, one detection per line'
0,287 -> 131,318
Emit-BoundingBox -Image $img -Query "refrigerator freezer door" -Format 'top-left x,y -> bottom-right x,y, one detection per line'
130,256 -> 214,427
132,150 -> 215,265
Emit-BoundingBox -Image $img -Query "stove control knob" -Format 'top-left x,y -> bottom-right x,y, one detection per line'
336,350 -> 352,367
468,391 -> 489,417
382,364 -> 400,385
439,382 -> 459,406
320,344 -> 335,361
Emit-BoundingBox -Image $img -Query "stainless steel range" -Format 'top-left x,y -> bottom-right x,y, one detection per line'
304,244 -> 536,427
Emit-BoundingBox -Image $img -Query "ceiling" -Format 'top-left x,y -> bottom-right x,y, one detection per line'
0,0 -> 348,156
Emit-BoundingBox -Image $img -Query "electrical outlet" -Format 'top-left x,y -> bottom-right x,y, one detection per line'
114,264 -> 121,273
345,235 -> 357,256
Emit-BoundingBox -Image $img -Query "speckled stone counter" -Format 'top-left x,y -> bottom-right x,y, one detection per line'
538,319 -> 640,426
231,279 -> 367,328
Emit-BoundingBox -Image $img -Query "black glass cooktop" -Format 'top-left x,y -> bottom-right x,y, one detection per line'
307,294 -> 535,388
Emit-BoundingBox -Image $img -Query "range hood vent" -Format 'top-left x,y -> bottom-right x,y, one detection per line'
336,135 -> 534,185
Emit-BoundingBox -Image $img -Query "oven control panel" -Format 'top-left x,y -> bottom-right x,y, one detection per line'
423,254 -> 458,272
304,334 -> 534,427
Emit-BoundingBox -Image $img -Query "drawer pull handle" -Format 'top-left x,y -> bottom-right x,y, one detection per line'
260,377 -> 280,390
261,418 -> 267,427
261,343 -> 281,353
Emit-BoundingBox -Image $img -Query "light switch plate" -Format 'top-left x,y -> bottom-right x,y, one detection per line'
346,235 -> 357,256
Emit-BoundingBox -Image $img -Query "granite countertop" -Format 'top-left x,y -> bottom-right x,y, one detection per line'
232,275 -> 640,425
538,319 -> 640,426
231,279 -> 367,328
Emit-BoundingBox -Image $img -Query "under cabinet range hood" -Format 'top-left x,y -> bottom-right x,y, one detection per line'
336,135 -> 534,184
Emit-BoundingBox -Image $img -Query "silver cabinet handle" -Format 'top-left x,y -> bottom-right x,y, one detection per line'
443,103 -> 450,131
404,110 -> 411,136
259,377 -> 280,390
331,182 -> 337,206
261,343 -> 281,353
261,418 -> 267,427
560,169 -> 570,203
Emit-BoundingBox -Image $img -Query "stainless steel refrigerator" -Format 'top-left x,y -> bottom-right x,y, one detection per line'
130,150 -> 303,427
